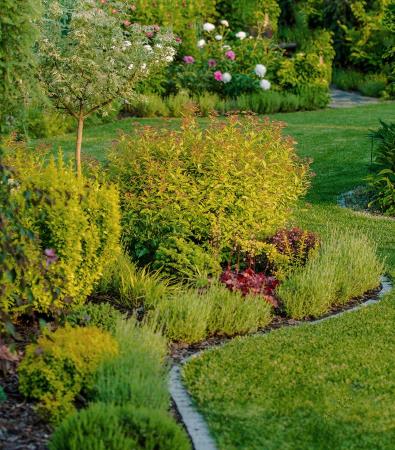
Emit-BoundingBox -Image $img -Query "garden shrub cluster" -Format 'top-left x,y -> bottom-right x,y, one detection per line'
1,142 -> 121,318
65,303 -> 125,334
108,115 -> 310,279
50,319 -> 190,450
333,69 -> 389,98
277,229 -> 384,319
367,120 -> 395,215
18,325 -> 119,423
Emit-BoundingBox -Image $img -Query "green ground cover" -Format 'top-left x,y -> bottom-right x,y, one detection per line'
177,102 -> 395,450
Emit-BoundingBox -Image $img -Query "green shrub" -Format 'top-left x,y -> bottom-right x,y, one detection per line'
153,236 -> 221,282
332,68 -> 365,91
49,403 -> 191,450
2,142 -> 121,317
65,303 -> 124,334
277,230 -> 384,319
165,92 -> 197,117
96,252 -> 174,309
18,326 -> 118,423
196,92 -> 220,116
358,74 -> 388,97
25,105 -> 74,138
125,93 -> 169,118
108,115 -> 310,273
93,318 -> 169,409
367,121 -> 395,215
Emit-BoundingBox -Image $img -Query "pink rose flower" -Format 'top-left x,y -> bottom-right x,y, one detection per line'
225,50 -> 236,60
214,70 -> 223,81
183,55 -> 195,64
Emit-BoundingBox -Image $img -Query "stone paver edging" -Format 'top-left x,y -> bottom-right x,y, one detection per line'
169,276 -> 392,450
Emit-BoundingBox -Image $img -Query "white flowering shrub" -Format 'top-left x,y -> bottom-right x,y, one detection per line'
38,0 -> 178,174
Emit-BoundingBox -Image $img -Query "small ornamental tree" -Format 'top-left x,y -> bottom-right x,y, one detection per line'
38,0 -> 178,175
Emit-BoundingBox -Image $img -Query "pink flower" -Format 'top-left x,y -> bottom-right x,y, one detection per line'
225,50 -> 236,60
183,55 -> 195,64
112,9 -> 118,14
123,20 -> 131,27
214,70 -> 223,81
130,4 -> 136,11
146,31 -> 154,38
175,37 -> 182,43
153,25 -> 160,32
100,0 -> 107,3
208,59 -> 217,67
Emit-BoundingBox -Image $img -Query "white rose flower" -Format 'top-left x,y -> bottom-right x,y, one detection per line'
235,31 -> 247,40
260,79 -> 271,90
255,64 -> 267,78
220,20 -> 229,27
215,34 -> 223,41
203,22 -> 215,32
197,39 -> 206,48
222,72 -> 232,83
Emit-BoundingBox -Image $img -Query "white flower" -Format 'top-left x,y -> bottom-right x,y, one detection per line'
203,22 -> 215,32
128,63 -> 134,70
123,40 -> 132,47
144,44 -> 153,52
166,46 -> 176,56
255,64 -> 267,78
155,44 -> 163,49
215,34 -> 223,41
235,31 -> 247,40
260,79 -> 271,90
165,55 -> 173,62
222,72 -> 232,83
197,39 -> 206,48
141,63 -> 147,70
222,44 -> 231,50
220,20 -> 229,27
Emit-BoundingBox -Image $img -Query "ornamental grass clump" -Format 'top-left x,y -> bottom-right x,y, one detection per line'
108,115 -> 310,278
277,229 -> 384,319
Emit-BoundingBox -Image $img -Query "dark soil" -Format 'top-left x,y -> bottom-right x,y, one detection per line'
0,371 -> 52,450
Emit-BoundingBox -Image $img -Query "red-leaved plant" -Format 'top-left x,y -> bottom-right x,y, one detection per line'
220,268 -> 279,307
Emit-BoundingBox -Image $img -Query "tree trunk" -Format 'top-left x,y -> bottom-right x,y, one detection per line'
75,114 -> 84,177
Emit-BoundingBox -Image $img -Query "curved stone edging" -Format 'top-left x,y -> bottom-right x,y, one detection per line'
169,276 -> 392,450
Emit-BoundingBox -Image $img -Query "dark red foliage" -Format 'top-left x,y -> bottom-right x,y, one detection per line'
220,268 -> 280,307
270,227 -> 319,264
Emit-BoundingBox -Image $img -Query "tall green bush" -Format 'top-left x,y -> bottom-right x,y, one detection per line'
0,0 -> 42,133
108,115 -> 310,273
2,142 -> 121,317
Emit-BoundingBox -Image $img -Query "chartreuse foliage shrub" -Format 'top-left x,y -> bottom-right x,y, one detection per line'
18,326 -> 118,423
49,403 -> 190,450
146,284 -> 272,344
277,230 -> 384,319
108,115 -> 310,278
2,142 -> 121,317
96,252 -> 174,309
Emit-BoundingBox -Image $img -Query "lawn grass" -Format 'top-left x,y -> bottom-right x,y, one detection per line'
179,103 -> 395,450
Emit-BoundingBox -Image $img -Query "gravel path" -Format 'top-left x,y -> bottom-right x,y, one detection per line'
330,88 -> 380,108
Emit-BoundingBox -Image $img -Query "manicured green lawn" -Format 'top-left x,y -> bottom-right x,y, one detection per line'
179,103 -> 395,450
